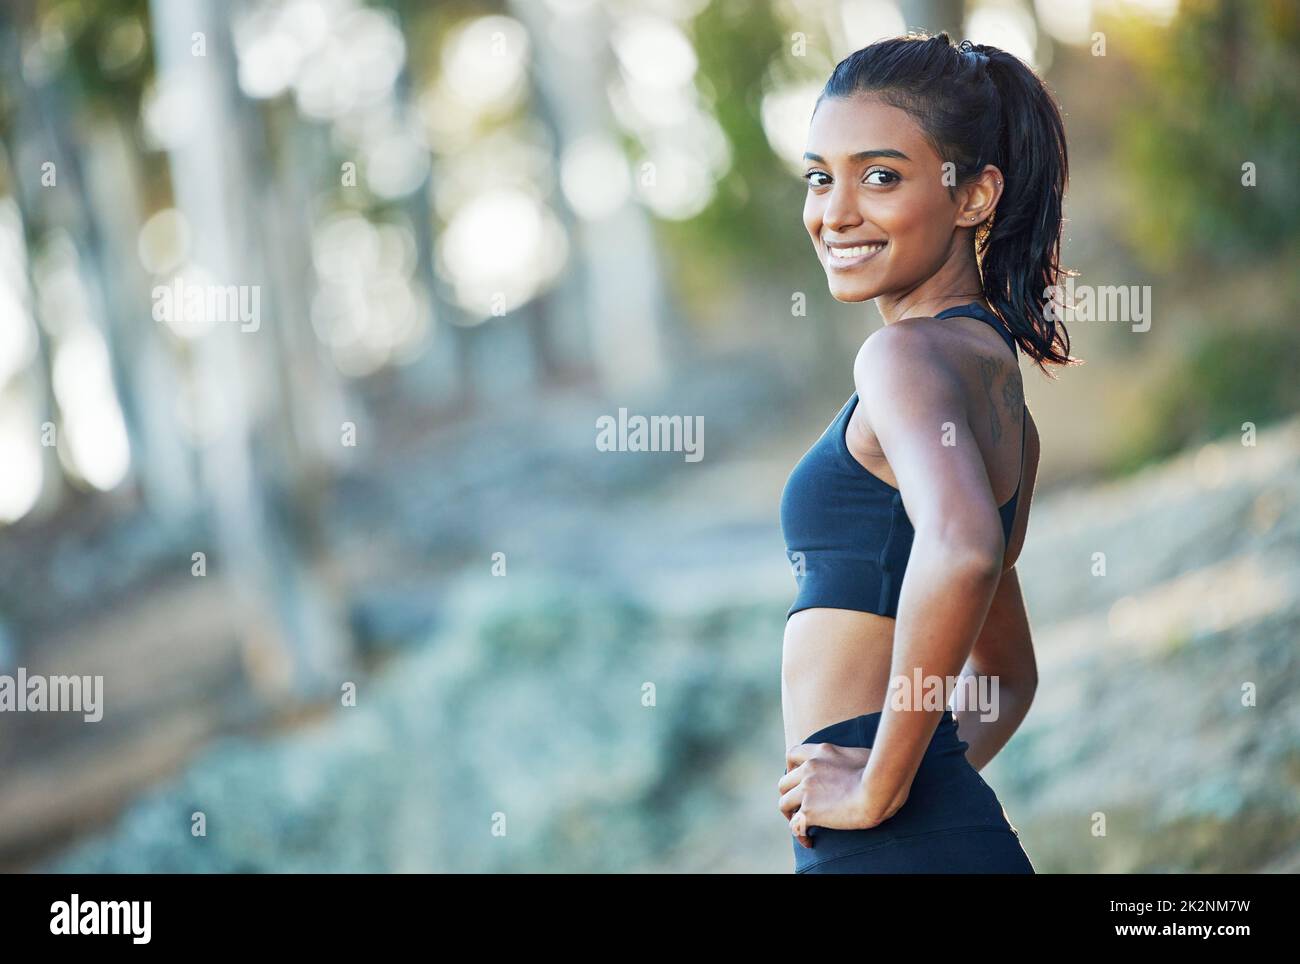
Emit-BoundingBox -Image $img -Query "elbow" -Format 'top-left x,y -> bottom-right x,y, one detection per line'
916,525 -> 1004,585
1019,637 -> 1040,697
1021,667 -> 1039,702
964,547 -> 1005,587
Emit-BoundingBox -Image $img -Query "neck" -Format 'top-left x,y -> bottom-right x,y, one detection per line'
873,243 -> 985,325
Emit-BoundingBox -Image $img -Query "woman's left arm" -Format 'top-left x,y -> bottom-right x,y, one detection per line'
853,323 -> 1007,827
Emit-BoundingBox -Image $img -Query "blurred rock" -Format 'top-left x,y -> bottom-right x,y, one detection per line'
37,410 -> 1300,872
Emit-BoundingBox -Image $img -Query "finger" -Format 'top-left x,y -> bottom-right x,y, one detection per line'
785,781 -> 815,848
785,742 -> 816,772
777,781 -> 805,822
790,809 -> 812,848
777,761 -> 805,795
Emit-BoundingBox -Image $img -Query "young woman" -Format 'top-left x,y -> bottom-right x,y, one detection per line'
776,32 -> 1076,873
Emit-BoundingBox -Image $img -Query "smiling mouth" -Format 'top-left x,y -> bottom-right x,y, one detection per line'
824,241 -> 887,270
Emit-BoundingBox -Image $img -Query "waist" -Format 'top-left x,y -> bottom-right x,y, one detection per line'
782,609 -> 896,750
788,709 -> 1018,873
800,708 -> 964,751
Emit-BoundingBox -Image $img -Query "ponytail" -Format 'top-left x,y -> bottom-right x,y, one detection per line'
817,32 -> 1079,374
975,44 -> 1076,373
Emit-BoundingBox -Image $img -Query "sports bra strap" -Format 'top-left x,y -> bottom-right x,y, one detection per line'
934,301 -> 1017,357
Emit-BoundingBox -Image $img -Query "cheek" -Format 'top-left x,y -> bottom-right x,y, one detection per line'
877,192 -> 948,252
802,196 -> 820,238
871,193 -> 921,237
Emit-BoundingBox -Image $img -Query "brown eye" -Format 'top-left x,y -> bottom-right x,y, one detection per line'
865,169 -> 899,186
803,171 -> 831,188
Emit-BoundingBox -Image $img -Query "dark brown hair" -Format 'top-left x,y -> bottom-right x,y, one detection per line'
817,31 -> 1079,374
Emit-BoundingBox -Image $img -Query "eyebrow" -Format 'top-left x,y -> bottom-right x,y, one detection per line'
803,149 -> 911,164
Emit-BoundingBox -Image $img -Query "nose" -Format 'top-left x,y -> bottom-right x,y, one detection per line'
822,180 -> 864,236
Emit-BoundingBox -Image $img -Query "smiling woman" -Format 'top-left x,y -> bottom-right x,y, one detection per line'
798,35 -> 1073,373
776,31 -> 1077,874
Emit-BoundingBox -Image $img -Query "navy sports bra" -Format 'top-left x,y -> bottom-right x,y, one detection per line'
780,302 -> 1026,621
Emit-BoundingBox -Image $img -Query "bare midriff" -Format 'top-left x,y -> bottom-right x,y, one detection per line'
781,607 -> 897,751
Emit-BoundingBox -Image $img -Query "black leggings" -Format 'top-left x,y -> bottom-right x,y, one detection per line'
789,710 -> 1035,874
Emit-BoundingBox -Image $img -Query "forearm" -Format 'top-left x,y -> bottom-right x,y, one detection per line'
858,533 -> 1002,824
952,680 -> 1034,771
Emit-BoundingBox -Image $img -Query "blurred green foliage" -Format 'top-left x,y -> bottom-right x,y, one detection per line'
661,1 -> 810,321
41,0 -> 152,111
1114,0 -> 1300,270
1105,0 -> 1300,474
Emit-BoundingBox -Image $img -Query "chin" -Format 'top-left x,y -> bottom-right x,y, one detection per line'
827,280 -> 879,303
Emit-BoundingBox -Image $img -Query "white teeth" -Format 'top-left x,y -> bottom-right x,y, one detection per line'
828,243 -> 886,259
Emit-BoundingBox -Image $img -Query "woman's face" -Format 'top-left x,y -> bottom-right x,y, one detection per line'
801,93 -> 966,304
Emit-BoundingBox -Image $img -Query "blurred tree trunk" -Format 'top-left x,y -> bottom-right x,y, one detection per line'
247,100 -> 351,478
0,140 -> 65,518
389,59 -> 466,409
506,0 -> 669,396
0,4 -> 193,525
148,0 -> 350,700
80,120 -> 197,526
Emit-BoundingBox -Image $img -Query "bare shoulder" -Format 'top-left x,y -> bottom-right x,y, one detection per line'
852,316 -> 964,404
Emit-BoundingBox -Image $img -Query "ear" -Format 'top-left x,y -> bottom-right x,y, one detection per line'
955,164 -> 1004,228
